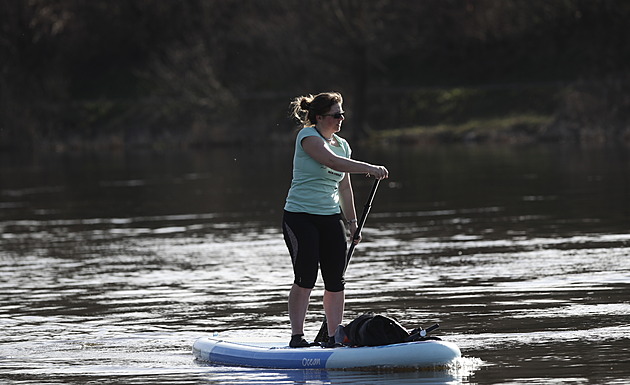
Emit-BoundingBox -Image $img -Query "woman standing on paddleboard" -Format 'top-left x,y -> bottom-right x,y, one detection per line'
283,92 -> 388,348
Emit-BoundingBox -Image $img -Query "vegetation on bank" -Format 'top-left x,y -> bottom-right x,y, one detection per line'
1,1 -> 629,150
369,78 -> 630,147
371,115 -> 554,146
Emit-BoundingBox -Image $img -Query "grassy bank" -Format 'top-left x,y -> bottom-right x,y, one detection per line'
364,79 -> 630,148
368,115 -> 555,146
2,79 -> 629,152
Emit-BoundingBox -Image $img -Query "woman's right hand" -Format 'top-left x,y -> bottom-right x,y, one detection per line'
369,165 -> 389,180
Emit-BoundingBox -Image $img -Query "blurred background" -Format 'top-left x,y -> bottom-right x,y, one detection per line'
2,0 -> 629,151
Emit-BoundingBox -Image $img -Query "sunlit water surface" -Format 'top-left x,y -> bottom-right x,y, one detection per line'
1,145 -> 629,384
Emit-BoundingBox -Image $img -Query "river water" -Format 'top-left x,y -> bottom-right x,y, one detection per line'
1,144 -> 629,384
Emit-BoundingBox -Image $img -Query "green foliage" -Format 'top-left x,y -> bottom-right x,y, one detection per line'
371,115 -> 554,145
1,0 -> 629,149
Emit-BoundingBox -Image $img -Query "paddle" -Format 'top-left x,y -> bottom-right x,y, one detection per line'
406,323 -> 440,341
346,178 -> 381,264
314,178 -> 381,343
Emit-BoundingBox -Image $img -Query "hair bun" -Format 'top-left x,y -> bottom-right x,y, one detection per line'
300,99 -> 311,111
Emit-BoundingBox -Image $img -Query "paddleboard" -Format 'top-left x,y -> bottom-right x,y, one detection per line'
192,337 -> 461,370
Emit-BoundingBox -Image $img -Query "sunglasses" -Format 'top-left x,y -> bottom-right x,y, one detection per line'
322,112 -> 345,119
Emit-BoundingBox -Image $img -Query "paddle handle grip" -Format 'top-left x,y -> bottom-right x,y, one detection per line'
420,323 -> 440,337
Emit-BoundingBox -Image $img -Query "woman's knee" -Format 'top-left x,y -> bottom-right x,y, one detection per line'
294,274 -> 317,289
323,277 -> 345,292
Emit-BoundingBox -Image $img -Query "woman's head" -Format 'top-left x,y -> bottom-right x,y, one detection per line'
290,92 -> 343,127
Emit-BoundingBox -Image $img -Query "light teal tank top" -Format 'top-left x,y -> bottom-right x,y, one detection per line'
284,126 -> 352,215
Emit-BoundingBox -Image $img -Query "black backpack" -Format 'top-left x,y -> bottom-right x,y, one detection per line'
343,312 -> 411,347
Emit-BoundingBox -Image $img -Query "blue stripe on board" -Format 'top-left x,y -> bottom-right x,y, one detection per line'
209,343 -> 336,369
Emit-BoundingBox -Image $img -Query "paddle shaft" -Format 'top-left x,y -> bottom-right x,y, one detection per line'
347,178 -> 381,261
315,178 -> 381,343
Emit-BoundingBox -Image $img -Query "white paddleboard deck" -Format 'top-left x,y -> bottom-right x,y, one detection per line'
193,337 -> 461,370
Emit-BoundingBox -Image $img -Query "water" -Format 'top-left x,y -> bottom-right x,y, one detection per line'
1,144 -> 629,384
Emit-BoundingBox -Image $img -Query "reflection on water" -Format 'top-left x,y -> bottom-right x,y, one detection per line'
1,144 -> 629,384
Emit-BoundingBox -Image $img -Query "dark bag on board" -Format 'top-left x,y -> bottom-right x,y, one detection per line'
342,312 -> 411,347
317,312 -> 442,347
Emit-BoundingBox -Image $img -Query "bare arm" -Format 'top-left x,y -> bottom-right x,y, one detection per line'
338,173 -> 360,244
301,136 -> 389,179
303,136 -> 387,244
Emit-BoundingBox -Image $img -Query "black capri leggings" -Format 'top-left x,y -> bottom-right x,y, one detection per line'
282,211 -> 348,292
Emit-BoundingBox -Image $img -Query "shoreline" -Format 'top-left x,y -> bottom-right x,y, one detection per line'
3,118 -> 629,154
3,80 -> 629,152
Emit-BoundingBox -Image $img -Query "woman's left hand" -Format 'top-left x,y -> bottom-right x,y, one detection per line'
349,222 -> 361,244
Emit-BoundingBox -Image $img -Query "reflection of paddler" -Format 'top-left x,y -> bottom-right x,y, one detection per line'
282,91 -> 389,348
